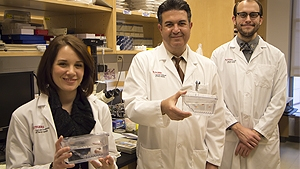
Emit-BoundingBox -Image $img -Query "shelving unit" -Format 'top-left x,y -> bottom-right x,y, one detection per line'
0,0 -> 161,57
0,50 -> 43,57
115,8 -> 161,52
116,8 -> 157,22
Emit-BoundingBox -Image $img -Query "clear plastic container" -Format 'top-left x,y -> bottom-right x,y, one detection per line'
4,10 -> 31,23
182,91 -> 217,116
61,133 -> 109,164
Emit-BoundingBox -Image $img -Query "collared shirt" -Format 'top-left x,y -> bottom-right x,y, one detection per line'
167,49 -> 188,73
237,36 -> 259,62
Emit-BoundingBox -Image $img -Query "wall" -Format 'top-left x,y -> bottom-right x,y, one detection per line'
187,0 -> 235,57
265,0 -> 292,97
266,0 -> 292,65
257,0 -> 267,40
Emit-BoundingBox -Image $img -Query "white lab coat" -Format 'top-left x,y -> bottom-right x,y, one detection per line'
211,36 -> 287,169
6,93 -> 119,169
122,43 -> 226,169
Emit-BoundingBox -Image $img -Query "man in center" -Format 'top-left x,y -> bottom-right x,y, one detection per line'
123,0 -> 226,168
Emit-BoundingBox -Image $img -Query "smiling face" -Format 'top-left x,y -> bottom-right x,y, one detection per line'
158,9 -> 192,56
233,1 -> 263,42
52,45 -> 84,96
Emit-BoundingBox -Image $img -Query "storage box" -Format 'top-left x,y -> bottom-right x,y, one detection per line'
4,10 -> 31,23
289,112 -> 300,138
8,35 -> 44,41
116,36 -> 133,50
115,137 -> 136,154
2,28 -> 34,35
112,118 -> 125,130
279,115 -> 289,138
48,28 -> 67,36
182,91 -> 217,116
61,133 -> 109,164
34,29 -> 48,36
76,33 -> 96,39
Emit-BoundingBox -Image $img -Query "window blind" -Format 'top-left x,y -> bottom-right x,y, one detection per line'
291,0 -> 300,76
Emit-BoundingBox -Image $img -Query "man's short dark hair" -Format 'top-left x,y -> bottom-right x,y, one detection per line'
157,0 -> 192,25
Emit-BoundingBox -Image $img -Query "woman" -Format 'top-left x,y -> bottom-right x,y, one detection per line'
6,35 -> 119,169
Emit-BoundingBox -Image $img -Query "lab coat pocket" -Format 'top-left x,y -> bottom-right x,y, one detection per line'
192,149 -> 207,168
254,64 -> 276,88
138,144 -> 163,168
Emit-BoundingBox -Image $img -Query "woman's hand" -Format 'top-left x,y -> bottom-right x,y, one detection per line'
53,136 -> 75,169
90,155 -> 115,169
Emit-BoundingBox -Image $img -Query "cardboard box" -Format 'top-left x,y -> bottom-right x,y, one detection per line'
279,115 -> 289,138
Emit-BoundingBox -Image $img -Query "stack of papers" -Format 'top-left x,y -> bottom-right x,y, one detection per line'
115,137 -> 137,154
113,132 -> 137,154
127,0 -> 164,13
116,0 -> 129,9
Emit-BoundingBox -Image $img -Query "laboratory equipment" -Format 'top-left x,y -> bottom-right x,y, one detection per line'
182,90 -> 217,116
61,133 -> 109,164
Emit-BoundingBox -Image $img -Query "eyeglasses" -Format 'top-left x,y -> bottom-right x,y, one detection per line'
236,12 -> 261,19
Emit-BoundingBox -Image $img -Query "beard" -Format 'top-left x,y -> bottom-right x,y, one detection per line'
236,23 -> 260,38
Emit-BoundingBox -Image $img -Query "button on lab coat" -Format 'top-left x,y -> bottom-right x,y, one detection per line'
211,36 -> 287,169
123,43 -> 226,169
6,93 -> 118,169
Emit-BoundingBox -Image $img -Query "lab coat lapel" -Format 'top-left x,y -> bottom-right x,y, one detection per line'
184,48 -> 197,84
165,57 -> 182,83
158,44 -> 183,83
38,94 -> 56,129
249,37 -> 266,62
230,38 -> 246,62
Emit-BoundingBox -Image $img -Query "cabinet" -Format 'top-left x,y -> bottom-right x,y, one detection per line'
116,9 -> 161,49
0,0 -> 237,58
0,0 -> 161,57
